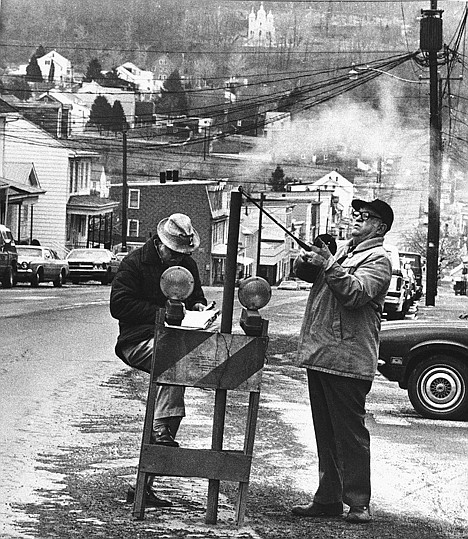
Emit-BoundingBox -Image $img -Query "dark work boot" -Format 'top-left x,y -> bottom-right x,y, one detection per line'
292,501 -> 343,517
150,425 -> 179,447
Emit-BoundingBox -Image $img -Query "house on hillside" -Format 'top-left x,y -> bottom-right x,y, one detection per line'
147,52 -> 180,91
0,98 -> 118,254
109,176 -> 236,286
37,50 -> 73,84
116,62 -> 158,98
38,90 -> 90,136
76,82 -> 136,128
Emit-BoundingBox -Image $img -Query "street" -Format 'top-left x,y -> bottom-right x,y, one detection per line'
0,283 -> 467,538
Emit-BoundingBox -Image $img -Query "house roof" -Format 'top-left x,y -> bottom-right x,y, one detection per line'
4,163 -> 41,188
0,175 -> 45,202
67,195 -> 119,215
314,171 -> 352,187
1,163 -> 45,204
0,98 -> 19,114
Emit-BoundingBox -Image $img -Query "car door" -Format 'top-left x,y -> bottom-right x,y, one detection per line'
43,249 -> 56,281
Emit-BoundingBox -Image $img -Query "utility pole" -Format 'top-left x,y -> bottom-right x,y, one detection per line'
121,128 -> 128,252
256,193 -> 265,277
420,2 -> 443,306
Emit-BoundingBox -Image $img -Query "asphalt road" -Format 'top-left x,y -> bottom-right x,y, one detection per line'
0,282 -> 467,538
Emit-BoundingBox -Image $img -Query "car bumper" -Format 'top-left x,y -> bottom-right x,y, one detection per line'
377,360 -> 406,385
68,269 -> 114,281
15,268 -> 35,282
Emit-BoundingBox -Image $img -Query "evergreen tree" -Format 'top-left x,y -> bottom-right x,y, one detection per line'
34,45 -> 46,58
270,165 -> 287,192
8,78 -> 32,100
48,60 -> 55,83
85,58 -> 103,82
25,56 -> 43,82
110,100 -> 128,132
89,95 -> 113,133
156,69 -> 188,116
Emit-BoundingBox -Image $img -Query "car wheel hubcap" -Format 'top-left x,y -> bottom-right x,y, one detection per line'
419,367 -> 464,411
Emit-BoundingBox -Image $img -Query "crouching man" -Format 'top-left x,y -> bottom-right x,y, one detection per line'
110,213 -> 207,507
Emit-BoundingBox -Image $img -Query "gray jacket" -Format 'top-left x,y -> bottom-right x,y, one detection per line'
294,237 -> 392,381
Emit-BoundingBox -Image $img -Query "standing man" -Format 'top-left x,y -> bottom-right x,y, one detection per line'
292,199 -> 393,523
110,213 -> 207,506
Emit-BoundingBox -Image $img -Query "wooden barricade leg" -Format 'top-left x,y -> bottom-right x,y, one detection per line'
235,319 -> 268,526
235,391 -> 261,526
206,388 -> 227,524
132,311 -> 165,520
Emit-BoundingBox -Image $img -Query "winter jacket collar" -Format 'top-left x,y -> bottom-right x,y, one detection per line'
140,235 -> 162,265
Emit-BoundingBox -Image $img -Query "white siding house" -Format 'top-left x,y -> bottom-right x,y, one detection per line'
1,114 -> 117,253
116,62 -> 158,96
37,50 -> 73,83
3,116 -> 70,249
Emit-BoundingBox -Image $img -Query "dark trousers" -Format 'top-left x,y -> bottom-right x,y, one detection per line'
307,369 -> 372,507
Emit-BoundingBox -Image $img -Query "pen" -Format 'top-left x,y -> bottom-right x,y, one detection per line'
205,301 -> 216,310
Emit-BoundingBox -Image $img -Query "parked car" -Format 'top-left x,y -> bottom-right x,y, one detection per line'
296,279 -> 312,291
0,224 -> 18,288
66,248 -> 119,285
378,319 -> 468,420
277,279 -> 300,290
16,245 -> 68,287
383,244 -> 414,320
115,251 -> 128,265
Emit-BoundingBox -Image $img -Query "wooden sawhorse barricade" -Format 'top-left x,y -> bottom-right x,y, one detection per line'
132,309 -> 269,526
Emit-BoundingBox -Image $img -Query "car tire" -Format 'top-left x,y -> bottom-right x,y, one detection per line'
53,271 -> 64,288
2,266 -> 14,288
408,355 -> 468,420
101,270 -> 112,285
30,271 -> 40,287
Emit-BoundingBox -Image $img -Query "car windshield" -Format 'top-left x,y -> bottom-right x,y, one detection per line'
16,246 -> 43,258
67,249 -> 110,261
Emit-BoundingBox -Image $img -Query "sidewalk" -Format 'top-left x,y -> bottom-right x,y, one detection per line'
416,280 -> 468,321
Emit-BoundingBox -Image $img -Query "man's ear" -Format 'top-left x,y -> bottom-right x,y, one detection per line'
378,222 -> 388,236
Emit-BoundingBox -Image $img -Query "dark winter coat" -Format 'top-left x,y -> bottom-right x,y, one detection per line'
110,235 -> 206,357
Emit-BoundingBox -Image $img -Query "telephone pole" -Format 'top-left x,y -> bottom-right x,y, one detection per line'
420,2 -> 443,306
121,128 -> 128,252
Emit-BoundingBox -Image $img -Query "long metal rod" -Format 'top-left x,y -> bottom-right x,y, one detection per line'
238,186 -> 312,251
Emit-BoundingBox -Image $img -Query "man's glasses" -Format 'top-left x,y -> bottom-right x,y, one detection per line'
352,210 -> 381,221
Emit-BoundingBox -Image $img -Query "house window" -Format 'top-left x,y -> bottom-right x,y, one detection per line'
128,219 -> 139,237
69,159 -> 91,193
212,220 -> 226,248
128,189 -> 140,209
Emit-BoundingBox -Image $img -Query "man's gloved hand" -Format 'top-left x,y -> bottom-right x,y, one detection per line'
299,238 -> 334,270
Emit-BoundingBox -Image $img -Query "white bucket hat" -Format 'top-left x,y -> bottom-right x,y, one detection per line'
157,213 -> 200,254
